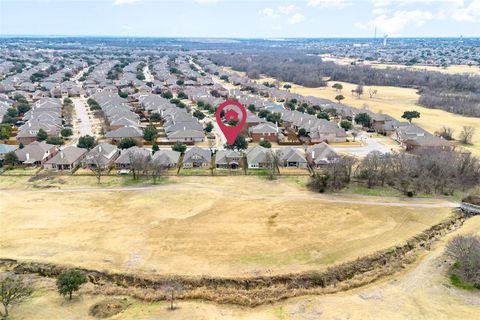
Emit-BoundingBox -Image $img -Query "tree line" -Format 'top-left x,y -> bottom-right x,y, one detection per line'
209,51 -> 480,117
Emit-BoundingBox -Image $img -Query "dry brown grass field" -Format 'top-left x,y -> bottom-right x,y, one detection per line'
0,176 -> 453,278
6,216 -> 479,320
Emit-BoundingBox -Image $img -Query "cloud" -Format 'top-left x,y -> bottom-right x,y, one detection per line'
366,10 -> 434,35
288,13 -> 306,24
307,0 -> 351,7
113,0 -> 140,5
261,4 -> 305,26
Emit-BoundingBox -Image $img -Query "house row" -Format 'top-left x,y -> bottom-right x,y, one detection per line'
90,91 -> 144,141
16,97 -> 63,145
138,93 -> 205,142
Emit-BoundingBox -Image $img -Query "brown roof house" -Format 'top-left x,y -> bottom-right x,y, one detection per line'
44,146 -> 87,172
15,141 -> 57,166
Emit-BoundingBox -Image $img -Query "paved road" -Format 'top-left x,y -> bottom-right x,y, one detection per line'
1,183 -> 459,208
72,97 -> 93,137
332,132 -> 395,156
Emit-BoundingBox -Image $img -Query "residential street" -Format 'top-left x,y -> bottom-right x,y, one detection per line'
72,97 -> 93,138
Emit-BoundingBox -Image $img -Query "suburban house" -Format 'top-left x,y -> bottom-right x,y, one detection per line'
44,146 -> 87,172
83,143 -> 120,170
249,122 -> 279,142
277,147 -> 308,168
403,136 -> 454,152
152,150 -> 181,168
114,146 -> 151,170
215,150 -> 242,169
105,126 -> 143,142
183,146 -> 211,168
246,145 -> 272,169
307,142 -> 340,168
15,141 -> 57,166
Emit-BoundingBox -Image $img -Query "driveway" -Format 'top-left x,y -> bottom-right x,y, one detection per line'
332,133 -> 397,156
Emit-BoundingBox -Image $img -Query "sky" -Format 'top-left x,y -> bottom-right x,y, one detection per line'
0,0 -> 479,38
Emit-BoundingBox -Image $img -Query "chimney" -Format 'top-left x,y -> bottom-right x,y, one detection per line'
26,153 -> 30,161
60,151 -> 64,159
311,150 -> 315,159
183,126 -> 186,131
99,145 -> 102,153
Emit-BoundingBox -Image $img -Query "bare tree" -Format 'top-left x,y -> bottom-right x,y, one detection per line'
435,126 -> 455,140
459,126 -> 475,145
368,88 -> 378,98
129,151 -> 151,180
0,275 -> 33,318
149,158 -> 167,184
87,153 -> 105,184
162,279 -> 183,311
266,150 -> 281,179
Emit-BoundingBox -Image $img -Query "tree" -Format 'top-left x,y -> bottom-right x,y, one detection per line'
0,125 -> 11,140
56,270 -> 87,300
298,128 -> 308,137
161,91 -> 173,99
0,275 -> 33,318
148,113 -> 161,123
353,84 -> 364,97
193,110 -> 205,120
332,83 -> 343,92
259,140 -> 271,148
354,113 -> 371,127
204,122 -> 214,133
401,110 -> 421,123
247,104 -> 255,112
143,126 -> 158,143
340,120 -> 352,131
3,152 -> 18,166
61,128 -> 73,138
36,129 -> 48,142
77,135 -> 96,150
317,112 -> 330,120
224,135 -> 248,150
171,142 -> 187,154
444,235 -> 480,289
46,136 -> 64,146
152,143 -> 159,154
308,155 -> 357,192
177,92 -> 188,99
435,126 -> 454,140
351,130 -> 359,141
17,103 -> 30,115
162,279 -> 183,311
459,126 -> 475,145
335,95 -> 345,103
283,84 -> 292,90
368,88 -> 378,98
118,138 -> 138,149
118,91 -> 128,98
6,108 -> 18,118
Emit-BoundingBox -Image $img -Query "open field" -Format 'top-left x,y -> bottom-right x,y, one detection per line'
0,176 -> 454,277
258,76 -> 480,155
6,216 -> 479,320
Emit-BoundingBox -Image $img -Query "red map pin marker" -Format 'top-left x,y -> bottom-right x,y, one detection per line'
216,100 -> 247,145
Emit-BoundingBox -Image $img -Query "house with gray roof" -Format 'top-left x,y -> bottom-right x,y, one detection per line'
44,146 -> 87,172
83,143 -> 120,169
105,126 -> 143,142
114,146 -> 151,170
0,144 -> 18,163
246,145 -> 272,169
15,141 -> 57,166
277,147 -> 307,168
307,142 -> 340,168
215,149 -> 242,169
183,146 -> 211,168
152,149 -> 181,168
